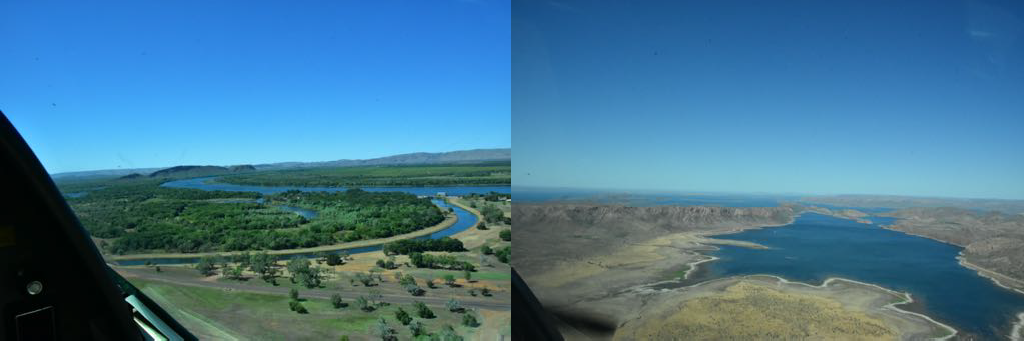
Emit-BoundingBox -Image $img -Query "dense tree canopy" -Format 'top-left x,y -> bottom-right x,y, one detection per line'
60,179 -> 447,255
217,163 -> 511,187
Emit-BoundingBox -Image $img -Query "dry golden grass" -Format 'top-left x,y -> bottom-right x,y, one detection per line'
617,281 -> 897,341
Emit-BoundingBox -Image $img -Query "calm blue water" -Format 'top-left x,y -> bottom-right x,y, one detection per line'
163,176 -> 511,196
114,180 -> 491,265
704,213 -> 1024,339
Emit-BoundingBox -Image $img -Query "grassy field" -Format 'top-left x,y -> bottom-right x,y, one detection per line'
616,280 -> 898,340
131,277 -> 483,340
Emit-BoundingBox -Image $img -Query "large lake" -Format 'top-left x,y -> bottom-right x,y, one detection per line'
701,213 -> 1024,339
113,178 -> 509,266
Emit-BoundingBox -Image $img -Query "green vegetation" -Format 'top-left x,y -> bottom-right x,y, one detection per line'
331,293 -> 346,308
495,246 -> 511,264
462,312 -> 478,327
129,278 -> 477,340
287,257 -> 324,288
58,177 -> 446,255
409,252 -> 476,271
463,191 -> 511,202
268,189 -> 444,241
480,204 -> 507,224
217,163 -> 511,187
414,301 -> 435,319
382,237 -> 465,255
395,308 -> 413,325
499,229 -> 511,241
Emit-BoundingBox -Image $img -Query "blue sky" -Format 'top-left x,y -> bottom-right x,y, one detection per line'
513,0 -> 1024,200
1,0 -> 510,174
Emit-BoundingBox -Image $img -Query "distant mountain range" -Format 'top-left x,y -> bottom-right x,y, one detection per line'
50,148 -> 511,180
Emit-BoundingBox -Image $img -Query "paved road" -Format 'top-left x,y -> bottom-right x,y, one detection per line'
115,267 -> 512,311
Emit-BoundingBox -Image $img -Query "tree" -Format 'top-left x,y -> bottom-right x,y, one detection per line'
443,274 -> 456,287
394,308 -> 412,325
373,317 -> 396,341
357,296 -> 372,312
399,274 -> 416,286
289,288 -> 299,301
196,255 -> 217,276
438,324 -> 463,341
480,245 -> 493,255
413,301 -> 435,319
154,265 -> 161,272
408,321 -> 426,337
462,312 -> 479,327
295,267 -> 323,288
425,275 -> 436,288
287,257 -> 312,283
249,252 -> 277,282
288,300 -> 308,314
495,246 -> 511,264
481,287 -> 491,296
225,265 -> 245,280
481,204 -> 504,223
476,221 -> 487,230
405,284 -> 425,296
368,289 -> 384,307
463,270 -> 472,282
326,253 -> 343,266
358,272 -> 378,284
499,229 -> 511,241
331,293 -> 345,308
446,298 -> 463,313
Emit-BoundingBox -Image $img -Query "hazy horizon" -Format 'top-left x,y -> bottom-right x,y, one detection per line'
46,147 -> 511,175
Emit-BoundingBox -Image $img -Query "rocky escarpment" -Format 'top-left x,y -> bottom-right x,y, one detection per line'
514,204 -> 800,276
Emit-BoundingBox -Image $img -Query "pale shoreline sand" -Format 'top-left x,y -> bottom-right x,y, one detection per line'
1011,312 -> 1024,341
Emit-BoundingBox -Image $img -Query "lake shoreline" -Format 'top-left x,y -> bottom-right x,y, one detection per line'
1012,312 -> 1024,341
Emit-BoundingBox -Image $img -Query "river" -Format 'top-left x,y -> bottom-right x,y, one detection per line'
111,177 -> 509,266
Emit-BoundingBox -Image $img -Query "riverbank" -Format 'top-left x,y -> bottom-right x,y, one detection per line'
108,206 -> 457,262
958,256 -> 1024,295
617,275 -> 955,340
1012,312 -> 1024,341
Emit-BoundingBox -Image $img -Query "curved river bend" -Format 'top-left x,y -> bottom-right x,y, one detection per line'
111,178 -> 509,266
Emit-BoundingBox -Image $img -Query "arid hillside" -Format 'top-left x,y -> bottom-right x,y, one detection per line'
880,207 -> 1024,289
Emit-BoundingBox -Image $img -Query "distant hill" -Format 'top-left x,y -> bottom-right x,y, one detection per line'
117,173 -> 144,180
49,148 -> 510,180
802,194 -> 1024,214
146,165 -> 258,179
252,148 -> 511,170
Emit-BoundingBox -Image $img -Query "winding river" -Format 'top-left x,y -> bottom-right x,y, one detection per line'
111,177 -> 509,266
